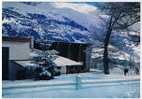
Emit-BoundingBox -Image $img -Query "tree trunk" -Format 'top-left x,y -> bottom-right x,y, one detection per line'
103,28 -> 112,74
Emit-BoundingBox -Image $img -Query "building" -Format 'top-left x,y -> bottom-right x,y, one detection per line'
2,36 -> 32,80
2,36 -> 90,80
53,56 -> 83,74
34,41 -> 90,73
31,49 -> 85,74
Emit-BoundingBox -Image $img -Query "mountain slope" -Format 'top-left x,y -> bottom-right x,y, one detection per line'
2,2 -> 140,68
2,2 -> 96,43
2,2 -> 140,54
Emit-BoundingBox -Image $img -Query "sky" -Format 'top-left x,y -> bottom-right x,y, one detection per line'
53,2 -> 97,14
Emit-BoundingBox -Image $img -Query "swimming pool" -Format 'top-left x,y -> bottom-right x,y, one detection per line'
3,79 -> 140,98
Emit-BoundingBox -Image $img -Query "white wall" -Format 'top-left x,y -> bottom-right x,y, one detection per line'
3,41 -> 31,60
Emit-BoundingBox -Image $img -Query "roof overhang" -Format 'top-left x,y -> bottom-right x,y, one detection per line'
53,56 -> 83,67
2,36 -> 31,42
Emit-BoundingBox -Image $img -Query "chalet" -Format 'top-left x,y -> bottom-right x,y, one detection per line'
2,36 -> 32,80
2,36 -> 91,80
34,41 -> 91,73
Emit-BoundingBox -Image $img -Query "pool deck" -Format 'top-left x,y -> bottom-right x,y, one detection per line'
2,73 -> 140,98
3,73 -> 140,89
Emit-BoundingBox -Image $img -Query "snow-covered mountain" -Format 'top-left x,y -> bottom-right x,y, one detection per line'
2,2 -> 105,43
2,2 -> 140,69
2,2 -> 140,61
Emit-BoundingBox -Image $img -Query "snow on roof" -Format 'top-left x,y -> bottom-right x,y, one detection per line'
30,52 -> 39,57
30,49 -> 59,57
110,50 -> 130,60
92,48 -> 103,53
53,56 -> 83,67
15,61 -> 38,67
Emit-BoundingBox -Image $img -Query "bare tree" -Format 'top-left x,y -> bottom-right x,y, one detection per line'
97,2 -> 140,74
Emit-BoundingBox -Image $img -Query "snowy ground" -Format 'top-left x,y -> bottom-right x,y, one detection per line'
2,72 -> 140,98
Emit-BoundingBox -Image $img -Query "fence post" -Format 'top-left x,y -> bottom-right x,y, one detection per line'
75,75 -> 81,90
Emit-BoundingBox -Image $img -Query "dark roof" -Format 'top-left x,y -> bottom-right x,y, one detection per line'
2,36 -> 31,42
